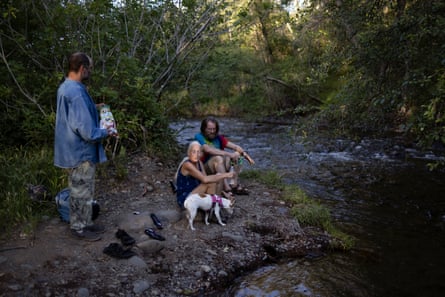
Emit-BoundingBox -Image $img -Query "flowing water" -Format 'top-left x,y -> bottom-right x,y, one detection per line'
170,118 -> 445,297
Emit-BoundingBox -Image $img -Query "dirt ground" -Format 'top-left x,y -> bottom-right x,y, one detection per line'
0,153 -> 331,297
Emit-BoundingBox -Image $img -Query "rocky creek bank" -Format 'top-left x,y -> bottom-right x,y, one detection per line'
0,153 -> 333,296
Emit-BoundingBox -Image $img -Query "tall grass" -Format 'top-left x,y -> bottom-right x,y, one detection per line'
0,144 -> 133,236
242,170 -> 354,250
0,146 -> 66,235
282,185 -> 355,249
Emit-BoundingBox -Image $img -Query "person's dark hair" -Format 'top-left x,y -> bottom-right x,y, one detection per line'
68,52 -> 90,73
200,116 -> 219,134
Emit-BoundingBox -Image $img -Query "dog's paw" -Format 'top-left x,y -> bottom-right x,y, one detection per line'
219,222 -> 226,226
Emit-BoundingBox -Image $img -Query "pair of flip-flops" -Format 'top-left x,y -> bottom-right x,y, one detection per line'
145,213 -> 165,240
104,214 -> 166,259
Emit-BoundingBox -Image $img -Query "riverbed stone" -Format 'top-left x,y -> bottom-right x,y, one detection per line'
133,279 -> 150,294
128,256 -> 148,269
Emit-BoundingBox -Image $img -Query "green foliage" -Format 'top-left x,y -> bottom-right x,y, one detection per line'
2,0 -> 445,231
97,149 -> 129,182
243,171 -> 353,249
283,185 -> 354,250
0,0 -> 223,154
411,70 -> 445,146
180,45 -> 270,117
283,185 -> 331,229
0,147 -> 64,234
241,169 -> 283,188
2,0 -> 445,155
305,0 -> 445,149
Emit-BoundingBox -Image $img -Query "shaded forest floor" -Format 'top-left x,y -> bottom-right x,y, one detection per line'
0,153 -> 332,296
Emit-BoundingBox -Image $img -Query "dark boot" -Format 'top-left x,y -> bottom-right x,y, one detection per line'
103,243 -> 136,259
115,229 -> 136,246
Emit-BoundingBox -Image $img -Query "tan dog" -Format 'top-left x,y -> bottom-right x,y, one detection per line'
184,193 -> 234,231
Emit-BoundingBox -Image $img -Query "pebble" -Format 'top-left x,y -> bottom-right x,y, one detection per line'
206,248 -> 218,256
128,256 -> 148,269
201,265 -> 211,273
222,232 -> 244,242
8,284 -> 22,291
133,279 -> 150,294
77,287 -> 89,297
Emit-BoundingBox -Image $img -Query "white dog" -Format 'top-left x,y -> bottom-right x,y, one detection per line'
184,193 -> 234,231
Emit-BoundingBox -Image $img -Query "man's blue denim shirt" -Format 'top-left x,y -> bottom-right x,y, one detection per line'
54,79 -> 108,168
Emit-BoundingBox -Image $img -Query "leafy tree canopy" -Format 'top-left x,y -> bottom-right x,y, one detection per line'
0,0 -> 444,156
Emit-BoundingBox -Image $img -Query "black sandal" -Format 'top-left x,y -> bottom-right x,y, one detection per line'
231,185 -> 249,195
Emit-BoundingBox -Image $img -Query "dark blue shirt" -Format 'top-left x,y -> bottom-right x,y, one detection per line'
176,160 -> 202,208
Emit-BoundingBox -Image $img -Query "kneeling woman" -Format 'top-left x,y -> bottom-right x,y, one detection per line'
176,141 -> 234,209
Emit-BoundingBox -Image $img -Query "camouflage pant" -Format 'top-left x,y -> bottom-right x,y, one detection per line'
68,161 -> 96,231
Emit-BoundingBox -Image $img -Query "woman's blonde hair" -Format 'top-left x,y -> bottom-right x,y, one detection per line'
174,141 -> 202,185
187,141 -> 201,156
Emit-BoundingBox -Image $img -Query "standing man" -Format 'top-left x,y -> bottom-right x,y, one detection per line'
194,116 -> 254,198
54,52 -> 117,241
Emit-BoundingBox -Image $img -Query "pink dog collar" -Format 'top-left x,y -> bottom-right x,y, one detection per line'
211,195 -> 223,207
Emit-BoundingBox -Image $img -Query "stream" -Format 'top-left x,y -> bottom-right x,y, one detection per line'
170,118 -> 445,297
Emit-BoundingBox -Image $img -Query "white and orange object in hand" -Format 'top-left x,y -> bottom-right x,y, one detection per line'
99,104 -> 118,135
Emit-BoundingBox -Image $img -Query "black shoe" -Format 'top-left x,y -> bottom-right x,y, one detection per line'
84,224 -> 105,234
103,243 -> 136,259
70,229 -> 102,242
150,213 -> 163,229
92,201 -> 101,220
144,228 -> 165,241
115,229 -> 136,246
